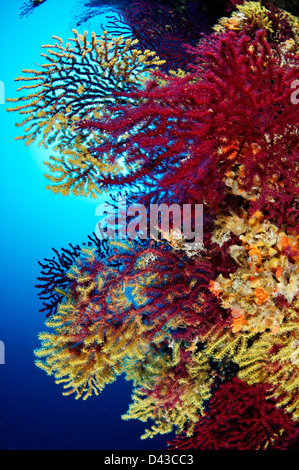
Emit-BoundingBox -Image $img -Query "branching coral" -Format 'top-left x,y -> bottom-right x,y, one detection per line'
34,237 -> 230,404
237,303 -> 299,418
36,243 -> 82,317
122,324 -> 252,439
77,29 -> 299,210
35,302 -> 151,399
35,233 -> 108,316
122,345 -> 214,439
169,377 -> 297,450
7,30 -> 164,197
215,1 -> 299,51
99,1 -> 200,71
34,240 -> 153,399
20,0 -> 47,18
228,0 -> 299,15
74,0 -> 229,71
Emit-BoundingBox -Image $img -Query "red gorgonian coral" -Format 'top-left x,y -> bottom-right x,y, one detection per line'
75,1 -> 229,71
169,377 -> 298,450
79,29 -> 299,221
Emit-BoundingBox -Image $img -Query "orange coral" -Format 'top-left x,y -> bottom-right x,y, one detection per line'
276,266 -> 283,279
208,280 -> 222,298
279,235 -> 299,262
254,288 -> 270,305
232,315 -> 249,333
248,247 -> 262,266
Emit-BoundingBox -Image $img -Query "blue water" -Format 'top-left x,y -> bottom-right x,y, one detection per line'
0,0 -> 170,450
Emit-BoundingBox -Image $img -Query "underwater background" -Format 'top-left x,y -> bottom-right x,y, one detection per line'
0,0 -> 171,450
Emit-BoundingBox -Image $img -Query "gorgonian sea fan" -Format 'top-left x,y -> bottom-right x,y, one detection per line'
34,237 -> 230,400
75,1 -> 229,72
7,30 -> 165,198
79,29 -> 299,211
36,236 -> 229,332
102,0 -> 200,71
169,377 -> 298,450
122,327 -> 243,439
35,233 -> 108,317
20,0 -> 47,18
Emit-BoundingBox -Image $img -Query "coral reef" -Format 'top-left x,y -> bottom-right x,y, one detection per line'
11,0 -> 299,450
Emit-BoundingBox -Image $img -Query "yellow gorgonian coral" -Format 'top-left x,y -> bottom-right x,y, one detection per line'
35,307 -> 150,400
122,341 -> 213,439
213,1 -> 299,52
34,244 -> 156,399
7,30 -> 165,197
237,301 -> 299,419
122,325 -> 256,439
214,1 -> 273,33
